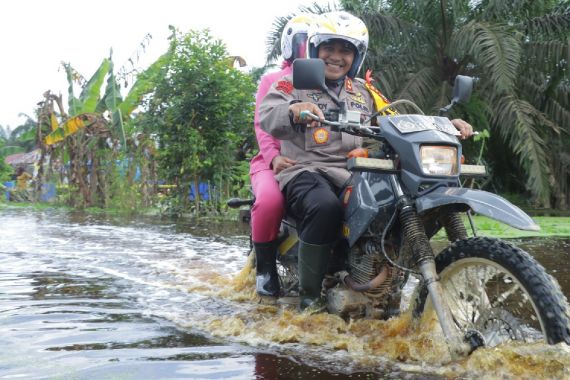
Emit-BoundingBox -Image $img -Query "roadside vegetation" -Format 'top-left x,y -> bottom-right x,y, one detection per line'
1,1 -> 568,221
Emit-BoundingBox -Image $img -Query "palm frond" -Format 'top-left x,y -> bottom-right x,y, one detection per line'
522,39 -> 569,73
475,0 -> 536,22
265,3 -> 335,64
523,5 -> 570,39
390,0 -> 441,26
360,10 -> 422,46
491,95 -> 552,202
265,15 -> 289,64
396,66 -> 441,109
517,63 -> 569,132
374,61 -> 421,99
551,80 -> 570,110
543,97 -> 570,133
451,21 -> 521,93
517,70 -> 549,105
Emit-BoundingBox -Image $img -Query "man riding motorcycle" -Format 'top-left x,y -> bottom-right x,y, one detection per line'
260,11 -> 473,311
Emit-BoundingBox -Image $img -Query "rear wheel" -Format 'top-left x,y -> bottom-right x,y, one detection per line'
417,237 -> 570,347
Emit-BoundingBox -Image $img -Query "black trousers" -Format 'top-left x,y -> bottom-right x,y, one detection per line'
284,171 -> 344,245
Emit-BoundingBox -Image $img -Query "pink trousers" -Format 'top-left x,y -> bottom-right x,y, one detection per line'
250,169 -> 285,243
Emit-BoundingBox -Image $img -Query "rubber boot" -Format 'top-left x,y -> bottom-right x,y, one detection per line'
298,240 -> 332,312
254,240 -> 280,297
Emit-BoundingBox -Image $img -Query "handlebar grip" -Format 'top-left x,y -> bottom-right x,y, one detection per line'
227,198 -> 254,208
300,110 -> 321,121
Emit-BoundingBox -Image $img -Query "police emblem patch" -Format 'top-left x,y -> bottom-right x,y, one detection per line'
312,127 -> 329,144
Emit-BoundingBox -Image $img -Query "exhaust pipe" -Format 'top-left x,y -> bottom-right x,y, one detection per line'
338,266 -> 388,292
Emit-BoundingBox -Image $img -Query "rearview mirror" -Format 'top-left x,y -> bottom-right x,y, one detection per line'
439,75 -> 474,116
451,75 -> 473,104
293,59 -> 327,91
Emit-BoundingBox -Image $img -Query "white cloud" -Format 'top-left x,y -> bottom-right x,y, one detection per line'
0,0 -> 334,128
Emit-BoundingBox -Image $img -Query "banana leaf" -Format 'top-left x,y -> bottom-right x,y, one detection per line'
117,50 -> 172,117
64,64 -> 82,116
78,58 -> 111,114
97,58 -> 123,114
110,109 -> 126,151
44,114 -> 93,146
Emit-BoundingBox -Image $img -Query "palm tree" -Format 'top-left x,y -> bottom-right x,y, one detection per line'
0,114 -> 38,154
339,0 -> 570,208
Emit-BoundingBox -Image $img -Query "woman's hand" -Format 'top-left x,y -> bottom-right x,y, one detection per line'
271,155 -> 297,174
451,119 -> 474,140
288,102 -> 324,128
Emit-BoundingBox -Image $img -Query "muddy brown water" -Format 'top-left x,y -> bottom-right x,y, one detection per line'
0,207 -> 569,379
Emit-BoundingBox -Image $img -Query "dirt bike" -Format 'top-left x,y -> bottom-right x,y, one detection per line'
228,58 -> 570,358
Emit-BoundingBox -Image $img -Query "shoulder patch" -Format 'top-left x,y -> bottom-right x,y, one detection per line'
276,80 -> 294,94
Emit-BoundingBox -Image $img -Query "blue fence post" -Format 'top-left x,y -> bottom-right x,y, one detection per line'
40,183 -> 57,202
3,181 -> 15,201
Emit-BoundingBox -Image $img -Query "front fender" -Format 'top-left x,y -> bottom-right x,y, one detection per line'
415,187 -> 539,231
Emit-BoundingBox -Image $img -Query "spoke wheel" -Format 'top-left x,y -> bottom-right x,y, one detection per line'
277,259 -> 298,296
416,237 -> 570,347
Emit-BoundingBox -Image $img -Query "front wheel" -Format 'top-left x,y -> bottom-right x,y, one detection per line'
416,237 -> 570,347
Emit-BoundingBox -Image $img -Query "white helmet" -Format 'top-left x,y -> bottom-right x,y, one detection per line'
307,11 -> 369,78
281,13 -> 316,62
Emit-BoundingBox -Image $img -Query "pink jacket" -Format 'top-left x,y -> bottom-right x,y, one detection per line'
249,63 -> 293,175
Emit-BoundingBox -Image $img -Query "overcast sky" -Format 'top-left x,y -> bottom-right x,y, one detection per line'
0,0 -> 335,129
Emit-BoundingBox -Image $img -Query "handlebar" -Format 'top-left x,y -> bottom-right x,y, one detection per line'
299,109 -> 478,138
299,110 -> 379,137
227,198 -> 254,208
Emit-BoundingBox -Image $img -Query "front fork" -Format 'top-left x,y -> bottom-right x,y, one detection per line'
390,176 -> 469,358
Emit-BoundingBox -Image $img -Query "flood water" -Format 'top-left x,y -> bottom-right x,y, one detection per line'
1,207 -> 570,379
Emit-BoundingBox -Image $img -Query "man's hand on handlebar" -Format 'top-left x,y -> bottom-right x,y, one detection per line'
289,102 -> 324,128
451,119 -> 474,140
271,155 -> 297,174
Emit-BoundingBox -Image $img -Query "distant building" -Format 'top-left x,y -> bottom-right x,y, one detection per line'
5,149 -> 41,174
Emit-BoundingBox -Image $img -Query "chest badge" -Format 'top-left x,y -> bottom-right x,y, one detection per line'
307,92 -> 322,102
312,127 -> 329,144
350,93 -> 366,104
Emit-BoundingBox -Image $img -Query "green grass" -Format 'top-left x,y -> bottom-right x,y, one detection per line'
435,215 -> 570,239
2,199 -> 569,239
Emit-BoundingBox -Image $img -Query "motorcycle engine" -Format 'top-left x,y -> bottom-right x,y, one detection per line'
327,239 -> 404,319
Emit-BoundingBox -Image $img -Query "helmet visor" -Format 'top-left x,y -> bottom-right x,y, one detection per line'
291,33 -> 308,60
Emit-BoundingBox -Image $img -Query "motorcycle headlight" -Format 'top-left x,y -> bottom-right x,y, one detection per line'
420,145 -> 458,176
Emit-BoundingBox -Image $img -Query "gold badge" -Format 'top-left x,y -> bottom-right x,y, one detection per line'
312,127 -> 329,144
350,93 -> 366,104
343,224 -> 350,237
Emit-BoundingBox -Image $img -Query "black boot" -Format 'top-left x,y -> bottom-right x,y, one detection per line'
254,240 -> 280,297
298,240 -> 332,311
